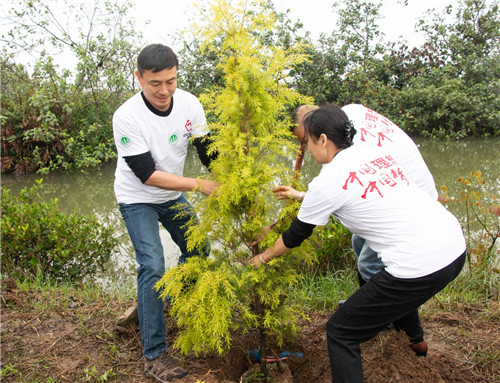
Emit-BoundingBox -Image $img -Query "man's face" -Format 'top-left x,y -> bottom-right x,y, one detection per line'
136,67 -> 177,111
293,124 -> 306,145
293,106 -> 315,145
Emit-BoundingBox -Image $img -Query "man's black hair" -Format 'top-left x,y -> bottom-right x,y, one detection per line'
137,44 -> 178,75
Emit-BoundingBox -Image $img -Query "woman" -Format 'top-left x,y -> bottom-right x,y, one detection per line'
251,104 -> 466,382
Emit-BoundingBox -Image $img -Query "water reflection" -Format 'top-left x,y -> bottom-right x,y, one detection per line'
2,137 -> 499,289
414,137 -> 500,195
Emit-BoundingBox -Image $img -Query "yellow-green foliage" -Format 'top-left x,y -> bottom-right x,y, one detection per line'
156,0 -> 313,358
157,255 -> 307,356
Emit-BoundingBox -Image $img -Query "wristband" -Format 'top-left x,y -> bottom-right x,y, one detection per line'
259,254 -> 266,264
298,191 -> 305,201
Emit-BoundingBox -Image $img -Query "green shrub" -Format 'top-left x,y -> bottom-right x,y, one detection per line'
1,180 -> 118,283
296,219 -> 355,275
310,219 -> 357,274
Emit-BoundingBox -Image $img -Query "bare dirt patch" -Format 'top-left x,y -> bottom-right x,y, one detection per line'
1,278 -> 498,382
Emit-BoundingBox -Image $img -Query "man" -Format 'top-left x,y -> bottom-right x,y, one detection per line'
113,44 -> 218,382
293,104 -> 438,284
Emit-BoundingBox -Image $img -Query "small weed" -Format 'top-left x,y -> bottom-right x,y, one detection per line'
84,366 -> 116,382
1,363 -> 19,378
470,345 -> 500,370
108,344 -> 119,357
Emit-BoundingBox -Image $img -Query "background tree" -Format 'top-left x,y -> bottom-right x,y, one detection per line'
332,0 -> 385,72
156,0 -> 314,377
1,0 -> 142,173
290,0 -> 499,139
397,0 -> 500,137
290,0 -> 388,107
290,36 -> 347,105
175,0 -> 310,98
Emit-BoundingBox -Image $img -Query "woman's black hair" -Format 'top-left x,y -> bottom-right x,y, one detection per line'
302,104 -> 357,149
137,44 -> 178,75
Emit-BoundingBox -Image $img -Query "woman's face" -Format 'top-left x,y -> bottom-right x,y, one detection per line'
306,133 -> 329,164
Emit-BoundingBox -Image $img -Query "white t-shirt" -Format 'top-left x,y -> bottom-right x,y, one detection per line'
113,89 -> 208,204
342,104 -> 438,199
298,145 -> 465,279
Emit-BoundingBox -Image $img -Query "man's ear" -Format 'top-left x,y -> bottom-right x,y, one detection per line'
135,70 -> 142,85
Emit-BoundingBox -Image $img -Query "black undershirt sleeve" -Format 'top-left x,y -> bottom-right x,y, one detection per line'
192,134 -> 218,168
123,151 -> 156,184
282,217 -> 316,248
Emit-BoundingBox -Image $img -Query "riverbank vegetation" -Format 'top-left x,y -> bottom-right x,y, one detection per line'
1,0 -> 499,175
1,180 -> 118,283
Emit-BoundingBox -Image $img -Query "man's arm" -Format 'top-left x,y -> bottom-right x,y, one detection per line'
145,171 -> 217,196
124,151 -> 218,196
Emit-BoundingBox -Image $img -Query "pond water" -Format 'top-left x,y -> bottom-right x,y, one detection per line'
2,137 -> 499,290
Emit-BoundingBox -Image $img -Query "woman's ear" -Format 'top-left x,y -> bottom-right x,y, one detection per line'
320,133 -> 327,146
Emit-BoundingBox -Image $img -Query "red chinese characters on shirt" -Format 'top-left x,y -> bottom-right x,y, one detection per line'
360,109 -> 396,147
391,167 -> 410,186
376,131 -> 393,147
359,162 -> 377,175
360,126 -> 376,142
361,181 -> 383,199
342,155 -> 409,199
378,115 -> 395,134
379,173 -> 397,187
365,109 -> 379,123
371,155 -> 397,169
343,172 -> 364,190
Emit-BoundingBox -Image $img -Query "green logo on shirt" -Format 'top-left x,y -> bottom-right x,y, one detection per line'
120,136 -> 131,148
169,134 -> 178,144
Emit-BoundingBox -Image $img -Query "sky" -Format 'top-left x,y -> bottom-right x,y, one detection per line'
132,0 -> 450,50
1,0 -> 452,71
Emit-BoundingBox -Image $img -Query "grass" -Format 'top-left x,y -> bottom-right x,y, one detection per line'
8,253 -> 497,317
290,269 -> 358,312
290,251 -> 499,315
429,262 -> 500,306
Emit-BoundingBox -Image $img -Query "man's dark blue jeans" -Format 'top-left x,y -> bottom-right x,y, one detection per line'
119,194 -> 209,360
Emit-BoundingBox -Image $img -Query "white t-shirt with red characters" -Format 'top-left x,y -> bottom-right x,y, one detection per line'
342,104 -> 438,200
298,145 -> 465,279
113,89 -> 208,204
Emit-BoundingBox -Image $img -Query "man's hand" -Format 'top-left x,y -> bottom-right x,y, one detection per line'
196,179 -> 220,196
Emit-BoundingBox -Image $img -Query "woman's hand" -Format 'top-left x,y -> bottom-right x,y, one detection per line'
250,236 -> 288,268
273,186 -> 305,201
250,251 -> 269,268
